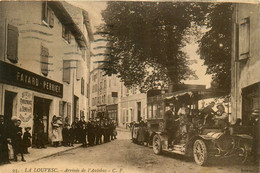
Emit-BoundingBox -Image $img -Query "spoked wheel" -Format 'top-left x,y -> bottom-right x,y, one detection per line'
193,139 -> 208,166
153,134 -> 162,155
237,143 -> 250,164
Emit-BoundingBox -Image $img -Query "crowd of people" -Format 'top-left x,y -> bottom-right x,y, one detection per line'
0,113 -> 117,165
51,114 -> 117,148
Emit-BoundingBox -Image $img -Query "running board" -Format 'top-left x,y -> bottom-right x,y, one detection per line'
164,149 -> 185,155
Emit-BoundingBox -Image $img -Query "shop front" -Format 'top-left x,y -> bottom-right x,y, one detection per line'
0,61 -> 63,143
107,104 -> 118,122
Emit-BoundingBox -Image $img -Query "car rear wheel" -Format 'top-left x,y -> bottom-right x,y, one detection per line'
153,134 -> 162,155
193,139 -> 208,166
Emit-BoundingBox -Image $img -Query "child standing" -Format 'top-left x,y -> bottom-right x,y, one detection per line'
23,127 -> 32,154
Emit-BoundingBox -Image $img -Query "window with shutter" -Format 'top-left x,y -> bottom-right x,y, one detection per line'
42,2 -> 54,28
81,78 -> 85,95
59,100 -> 63,117
7,24 -> 19,63
76,61 -> 82,81
239,17 -> 250,60
63,61 -> 71,83
67,102 -> 71,117
41,45 -> 49,76
62,24 -> 71,43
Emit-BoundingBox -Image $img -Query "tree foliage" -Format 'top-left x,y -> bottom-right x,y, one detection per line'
99,2 -> 208,92
197,3 -> 232,91
99,2 -> 232,92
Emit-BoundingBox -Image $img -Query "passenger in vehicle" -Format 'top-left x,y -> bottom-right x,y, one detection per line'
213,104 -> 228,128
200,101 -> 216,127
178,103 -> 189,142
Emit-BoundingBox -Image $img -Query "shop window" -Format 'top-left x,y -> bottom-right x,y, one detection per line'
42,1 -> 54,27
63,61 -> 71,83
242,82 -> 260,125
239,17 -> 250,60
81,78 -> 84,95
7,24 -> 19,63
62,24 -> 71,43
41,45 -> 49,76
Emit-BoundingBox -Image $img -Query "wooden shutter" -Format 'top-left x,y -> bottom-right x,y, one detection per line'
59,101 -> 63,117
239,17 -> 250,60
7,24 -> 19,63
76,61 -> 81,80
62,25 -> 66,39
49,10 -> 54,28
67,102 -> 71,117
41,45 -> 49,76
63,61 -> 70,83
42,1 -> 48,22
81,78 -> 85,95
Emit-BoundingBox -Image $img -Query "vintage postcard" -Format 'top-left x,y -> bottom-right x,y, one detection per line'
0,0 -> 259,173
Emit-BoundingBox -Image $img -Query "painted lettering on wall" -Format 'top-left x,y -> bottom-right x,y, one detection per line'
19,92 -> 33,122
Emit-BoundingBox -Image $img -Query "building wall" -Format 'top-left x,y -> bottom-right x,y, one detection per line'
118,84 -> 147,128
89,67 -> 119,119
231,3 -> 260,123
0,1 -> 91,142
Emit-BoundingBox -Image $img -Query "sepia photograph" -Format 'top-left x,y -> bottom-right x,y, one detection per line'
0,0 -> 259,172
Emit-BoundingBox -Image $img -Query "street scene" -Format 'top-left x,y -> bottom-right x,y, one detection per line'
0,129 -> 258,173
0,1 -> 259,173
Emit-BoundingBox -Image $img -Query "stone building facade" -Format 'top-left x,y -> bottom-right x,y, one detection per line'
0,1 -> 93,143
231,3 -> 260,124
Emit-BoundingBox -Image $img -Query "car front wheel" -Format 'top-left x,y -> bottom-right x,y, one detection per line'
153,134 -> 162,155
193,139 -> 208,166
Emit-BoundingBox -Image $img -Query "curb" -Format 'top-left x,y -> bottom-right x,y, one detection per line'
28,145 -> 82,163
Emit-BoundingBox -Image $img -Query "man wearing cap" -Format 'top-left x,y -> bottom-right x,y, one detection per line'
0,114 -> 10,164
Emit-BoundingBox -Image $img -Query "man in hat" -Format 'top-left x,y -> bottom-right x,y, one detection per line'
213,104 -> 229,128
35,117 -> 46,149
78,115 -> 86,145
0,114 -> 10,164
200,101 -> 216,126
12,119 -> 25,161
23,127 -> 32,154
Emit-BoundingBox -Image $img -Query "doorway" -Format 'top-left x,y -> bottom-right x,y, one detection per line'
73,95 -> 79,121
137,102 -> 141,121
4,90 -> 17,123
32,96 -> 51,146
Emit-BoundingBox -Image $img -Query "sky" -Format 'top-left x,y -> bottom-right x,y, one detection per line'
67,1 -> 212,88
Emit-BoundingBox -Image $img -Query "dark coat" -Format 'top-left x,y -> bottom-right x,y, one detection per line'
0,123 -> 9,163
23,131 -> 31,148
12,126 -> 23,154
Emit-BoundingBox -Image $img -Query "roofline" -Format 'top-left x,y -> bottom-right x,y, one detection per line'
48,1 -> 87,48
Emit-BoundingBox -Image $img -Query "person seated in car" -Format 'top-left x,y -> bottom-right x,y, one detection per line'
213,104 -> 228,128
200,101 -> 216,127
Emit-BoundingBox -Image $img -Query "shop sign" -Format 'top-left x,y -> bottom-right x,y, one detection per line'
19,92 -> 33,122
0,61 -> 63,97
